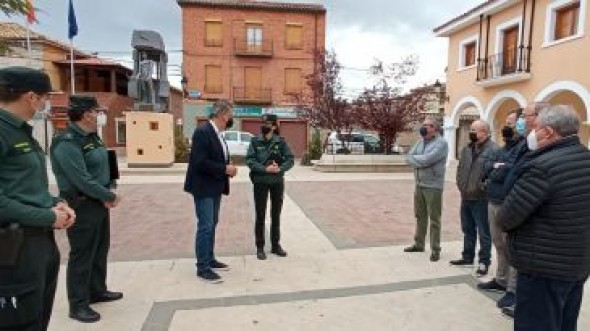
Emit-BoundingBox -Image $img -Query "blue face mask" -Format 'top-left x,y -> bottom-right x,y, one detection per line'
515,117 -> 526,135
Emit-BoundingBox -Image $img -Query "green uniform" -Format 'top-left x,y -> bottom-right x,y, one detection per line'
0,108 -> 60,331
50,123 -> 115,311
246,134 -> 294,249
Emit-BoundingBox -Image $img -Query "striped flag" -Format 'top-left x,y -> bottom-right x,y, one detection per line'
26,0 -> 35,24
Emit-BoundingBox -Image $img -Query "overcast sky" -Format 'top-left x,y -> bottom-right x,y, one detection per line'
6,0 -> 482,97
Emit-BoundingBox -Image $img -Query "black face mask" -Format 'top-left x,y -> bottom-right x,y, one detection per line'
419,127 -> 428,137
502,126 -> 515,140
226,117 -> 234,129
469,132 -> 478,143
261,126 -> 272,135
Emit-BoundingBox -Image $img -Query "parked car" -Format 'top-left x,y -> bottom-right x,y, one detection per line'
325,131 -> 405,155
221,131 -> 253,156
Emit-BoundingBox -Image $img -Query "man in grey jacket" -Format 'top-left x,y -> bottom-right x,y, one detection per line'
451,119 -> 496,276
405,117 -> 448,262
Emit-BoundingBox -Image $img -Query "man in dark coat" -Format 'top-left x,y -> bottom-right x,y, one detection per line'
498,105 -> 590,331
184,100 -> 237,284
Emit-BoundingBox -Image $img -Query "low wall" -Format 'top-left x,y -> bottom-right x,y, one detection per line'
314,154 -> 412,173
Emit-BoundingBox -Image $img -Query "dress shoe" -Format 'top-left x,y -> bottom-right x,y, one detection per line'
271,245 -> 287,257
257,249 -> 267,260
430,251 -> 440,262
404,245 -> 425,253
89,291 -> 123,304
211,260 -> 230,271
69,306 -> 101,323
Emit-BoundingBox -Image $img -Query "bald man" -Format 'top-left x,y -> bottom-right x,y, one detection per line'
452,120 -> 496,277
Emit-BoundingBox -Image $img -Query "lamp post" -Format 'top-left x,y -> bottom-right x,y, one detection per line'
181,76 -> 188,98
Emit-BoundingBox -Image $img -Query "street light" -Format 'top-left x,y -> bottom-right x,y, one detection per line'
181,76 -> 188,98
433,79 -> 449,103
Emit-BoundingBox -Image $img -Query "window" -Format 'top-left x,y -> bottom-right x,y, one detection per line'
205,21 -> 223,47
285,24 -> 303,50
555,2 -> 580,40
246,24 -> 263,47
544,0 -> 586,46
240,133 -> 252,143
464,42 -> 476,67
458,35 -> 478,70
224,132 -> 238,141
115,118 -> 126,144
284,68 -> 302,94
149,121 -> 159,131
205,65 -> 222,93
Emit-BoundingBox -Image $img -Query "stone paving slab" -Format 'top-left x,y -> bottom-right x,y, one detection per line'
286,180 -> 462,249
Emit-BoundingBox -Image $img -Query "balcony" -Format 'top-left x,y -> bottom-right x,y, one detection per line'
233,87 -> 272,105
476,48 -> 532,88
233,39 -> 273,57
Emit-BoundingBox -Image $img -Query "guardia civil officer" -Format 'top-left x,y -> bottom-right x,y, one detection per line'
50,96 -> 122,323
0,67 -> 75,331
246,114 -> 294,260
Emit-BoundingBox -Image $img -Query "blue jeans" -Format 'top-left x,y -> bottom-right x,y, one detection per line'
193,196 -> 221,272
515,273 -> 586,331
460,199 -> 491,265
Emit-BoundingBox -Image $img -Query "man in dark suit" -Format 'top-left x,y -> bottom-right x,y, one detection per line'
184,100 -> 237,283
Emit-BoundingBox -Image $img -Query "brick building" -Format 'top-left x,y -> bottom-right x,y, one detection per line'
177,0 -> 327,157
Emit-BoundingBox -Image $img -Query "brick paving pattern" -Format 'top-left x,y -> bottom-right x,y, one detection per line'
286,180 -> 463,249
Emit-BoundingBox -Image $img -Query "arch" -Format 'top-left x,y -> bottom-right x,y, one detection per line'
450,96 -> 485,127
484,89 -> 528,124
535,81 -> 590,120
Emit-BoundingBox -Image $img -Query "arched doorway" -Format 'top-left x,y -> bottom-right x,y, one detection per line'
484,90 -> 527,143
536,81 -> 590,147
446,96 -> 484,161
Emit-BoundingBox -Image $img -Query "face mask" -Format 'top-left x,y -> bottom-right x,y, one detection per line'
502,126 -> 514,140
225,117 -> 234,129
527,130 -> 539,151
515,118 -> 526,135
419,127 -> 428,137
469,132 -> 478,143
261,126 -> 272,135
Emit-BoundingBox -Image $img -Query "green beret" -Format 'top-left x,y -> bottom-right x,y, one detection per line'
262,114 -> 278,125
69,95 -> 99,113
0,66 -> 52,94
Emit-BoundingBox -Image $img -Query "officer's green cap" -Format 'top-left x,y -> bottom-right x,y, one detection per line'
262,114 -> 278,125
69,95 -> 99,113
0,66 -> 52,94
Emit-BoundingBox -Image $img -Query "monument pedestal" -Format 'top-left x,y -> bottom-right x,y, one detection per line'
126,111 -> 174,168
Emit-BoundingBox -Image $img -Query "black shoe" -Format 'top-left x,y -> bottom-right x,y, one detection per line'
257,249 -> 267,260
69,306 -> 101,323
404,245 -> 425,253
197,270 -> 223,284
476,263 -> 489,277
449,258 -> 474,267
211,260 -> 230,271
497,292 -> 516,309
89,291 -> 123,304
477,278 -> 506,293
501,305 -> 515,319
430,251 -> 440,262
271,245 -> 287,257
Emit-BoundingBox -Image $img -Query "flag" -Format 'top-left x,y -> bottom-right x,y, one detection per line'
26,0 -> 36,24
68,0 -> 78,40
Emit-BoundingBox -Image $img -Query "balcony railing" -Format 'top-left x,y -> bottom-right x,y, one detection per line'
477,47 -> 531,81
233,87 -> 272,105
233,39 -> 273,57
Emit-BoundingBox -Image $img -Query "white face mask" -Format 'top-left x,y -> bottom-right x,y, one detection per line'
527,129 -> 539,151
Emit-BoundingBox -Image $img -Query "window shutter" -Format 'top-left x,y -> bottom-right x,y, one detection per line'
285,68 -> 302,94
205,21 -> 222,46
285,25 -> 303,49
205,65 -> 222,93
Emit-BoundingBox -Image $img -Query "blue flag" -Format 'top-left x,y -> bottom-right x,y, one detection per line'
68,0 -> 78,39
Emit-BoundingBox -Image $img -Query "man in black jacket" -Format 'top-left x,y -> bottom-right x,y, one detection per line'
498,105 -> 590,331
184,100 -> 237,284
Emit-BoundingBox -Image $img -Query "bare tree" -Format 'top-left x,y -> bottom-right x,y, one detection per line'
355,56 -> 429,154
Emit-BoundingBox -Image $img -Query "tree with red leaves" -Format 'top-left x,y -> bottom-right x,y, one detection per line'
355,56 -> 429,154
295,50 -> 357,152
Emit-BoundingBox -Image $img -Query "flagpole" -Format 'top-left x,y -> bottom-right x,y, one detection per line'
70,39 -> 75,94
26,21 -> 32,59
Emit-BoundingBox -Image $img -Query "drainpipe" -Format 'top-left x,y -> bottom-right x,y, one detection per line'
527,0 -> 537,73
477,14 -> 483,81
485,15 -> 491,79
519,0 -> 528,72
